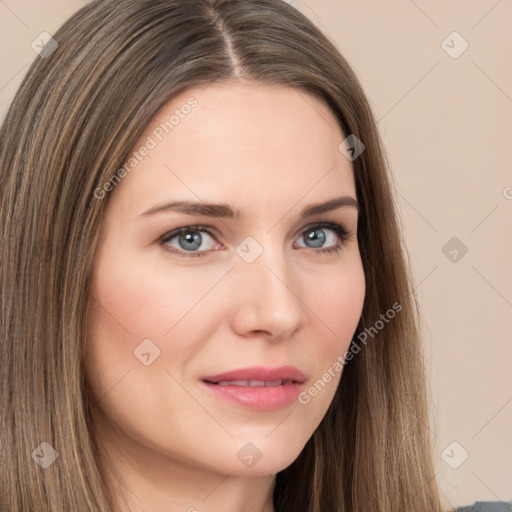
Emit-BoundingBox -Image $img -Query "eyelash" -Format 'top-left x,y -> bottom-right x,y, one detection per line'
159,222 -> 350,258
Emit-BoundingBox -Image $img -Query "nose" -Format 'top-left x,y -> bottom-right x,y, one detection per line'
228,241 -> 306,340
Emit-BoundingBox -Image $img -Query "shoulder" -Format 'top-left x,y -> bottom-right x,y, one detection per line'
454,502 -> 512,512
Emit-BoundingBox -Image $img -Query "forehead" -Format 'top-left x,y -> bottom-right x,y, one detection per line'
108,81 -> 356,216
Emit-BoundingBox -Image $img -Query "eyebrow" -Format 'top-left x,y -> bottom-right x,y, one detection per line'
140,195 -> 359,219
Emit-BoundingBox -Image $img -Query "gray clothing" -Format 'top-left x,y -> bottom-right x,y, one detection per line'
455,502 -> 512,511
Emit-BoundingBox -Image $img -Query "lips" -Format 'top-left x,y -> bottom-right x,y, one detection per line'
200,365 -> 307,410
212,379 -> 292,387
201,365 -> 306,385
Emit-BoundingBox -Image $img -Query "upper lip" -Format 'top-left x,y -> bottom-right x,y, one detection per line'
202,365 -> 306,384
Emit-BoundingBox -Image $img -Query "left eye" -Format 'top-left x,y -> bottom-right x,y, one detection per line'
160,222 -> 348,258
295,223 -> 344,250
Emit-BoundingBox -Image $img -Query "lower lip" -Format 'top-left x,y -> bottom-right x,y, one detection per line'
200,381 -> 304,410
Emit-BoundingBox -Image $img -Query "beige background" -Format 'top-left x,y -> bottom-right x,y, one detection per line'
1,0 -> 510,509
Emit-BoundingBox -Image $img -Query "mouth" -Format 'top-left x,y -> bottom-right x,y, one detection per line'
200,366 -> 306,410
201,365 -> 306,385
203,379 -> 298,387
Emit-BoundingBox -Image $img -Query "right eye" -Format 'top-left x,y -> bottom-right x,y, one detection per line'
159,225 -> 222,257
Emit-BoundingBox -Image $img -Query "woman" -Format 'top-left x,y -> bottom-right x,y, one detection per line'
0,1 -> 506,511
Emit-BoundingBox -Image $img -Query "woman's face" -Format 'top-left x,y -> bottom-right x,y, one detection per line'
85,81 -> 365,478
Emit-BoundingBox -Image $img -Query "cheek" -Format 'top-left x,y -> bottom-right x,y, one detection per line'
88,250 -> 228,344
304,258 -> 365,354
83,252 -> 230,397
290,258 -> 365,416
83,255 -> 230,453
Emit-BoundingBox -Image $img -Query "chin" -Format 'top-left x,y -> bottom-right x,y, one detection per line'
191,437 -> 305,477
234,438 -> 307,476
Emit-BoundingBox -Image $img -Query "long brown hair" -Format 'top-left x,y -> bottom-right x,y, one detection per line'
0,0 -> 444,510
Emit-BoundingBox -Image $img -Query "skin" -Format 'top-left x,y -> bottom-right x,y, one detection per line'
84,79 -> 366,512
